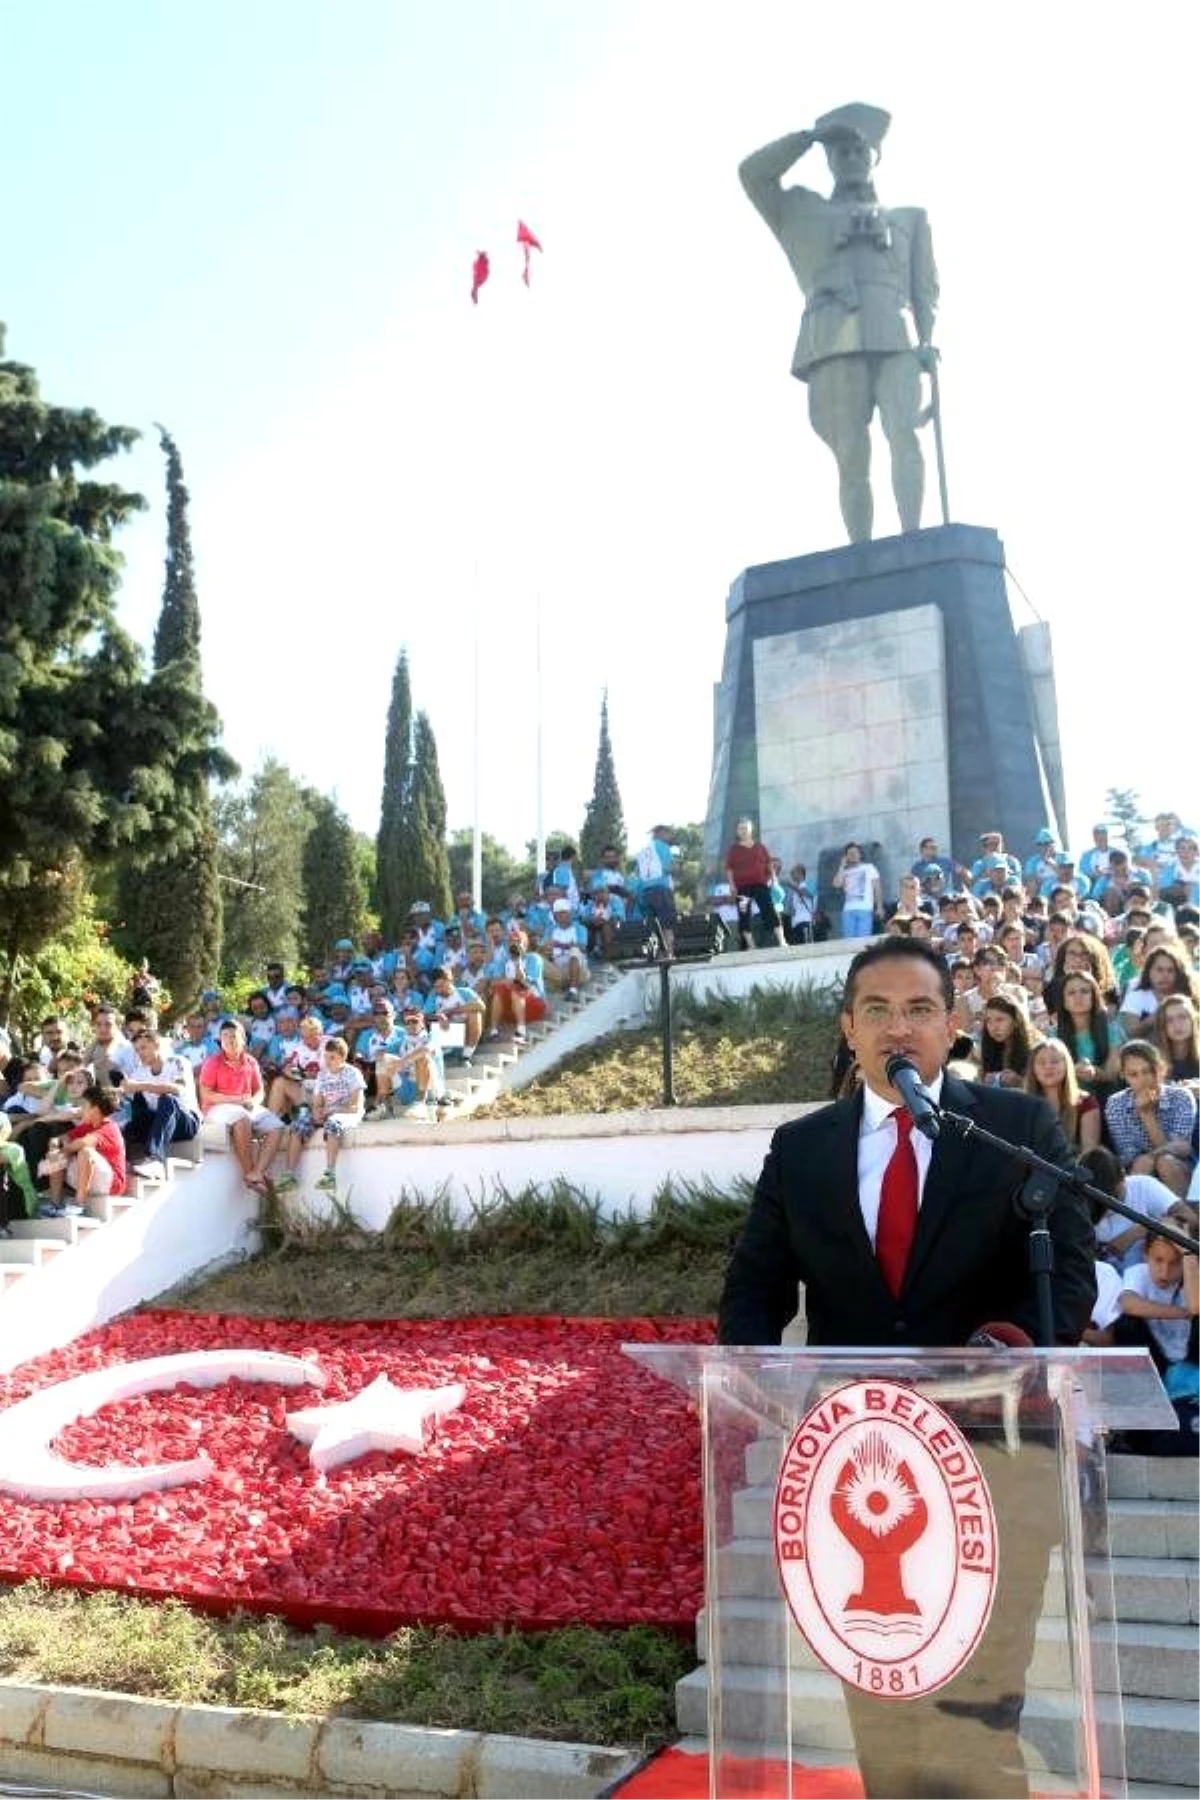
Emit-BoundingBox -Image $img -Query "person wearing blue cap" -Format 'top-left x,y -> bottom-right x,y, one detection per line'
1079,825 -> 1112,886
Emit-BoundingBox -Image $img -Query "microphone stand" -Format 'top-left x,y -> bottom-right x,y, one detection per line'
918,1092 -> 1197,1349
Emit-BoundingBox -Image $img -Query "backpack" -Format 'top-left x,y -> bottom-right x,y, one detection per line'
636,842 -> 663,883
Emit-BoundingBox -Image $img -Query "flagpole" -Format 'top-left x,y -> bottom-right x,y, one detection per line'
535,590 -> 545,887
472,556 -> 482,912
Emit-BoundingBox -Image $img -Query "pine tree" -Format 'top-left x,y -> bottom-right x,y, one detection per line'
303,795 -> 367,965
0,330 -> 223,1015
409,711 -> 453,920
376,649 -> 414,940
579,690 -> 626,870
114,425 -> 230,1010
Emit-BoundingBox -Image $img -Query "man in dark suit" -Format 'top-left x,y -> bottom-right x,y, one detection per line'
719,936 -> 1096,1798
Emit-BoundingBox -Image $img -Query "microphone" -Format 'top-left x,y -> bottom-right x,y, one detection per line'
884,1054 -> 942,1140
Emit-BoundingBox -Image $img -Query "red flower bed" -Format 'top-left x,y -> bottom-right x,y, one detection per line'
0,1312 -> 712,1635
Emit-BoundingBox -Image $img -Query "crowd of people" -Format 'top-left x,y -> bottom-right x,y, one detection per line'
0,835 -> 691,1210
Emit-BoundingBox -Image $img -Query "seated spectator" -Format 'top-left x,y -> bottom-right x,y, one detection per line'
543,845 -> 581,910
994,921 -> 1036,973
263,961 -> 290,1011
1152,995 -> 1200,1089
451,891 -> 487,940
175,1012 -> 214,1072
41,1083 -> 127,1209
1018,962 -> 1052,1033
199,1020 -> 284,1193
1045,930 -> 1121,1017
1052,970 -> 1125,1091
544,900 -> 590,1000
122,1029 -> 202,1179
911,835 -> 961,887
1119,942 -> 1199,1037
424,966 -> 485,1062
1039,851 -> 1089,901
1036,911 -> 1074,975
0,1113 -> 37,1232
1115,1229 -> 1198,1394
486,927 -> 547,1044
83,1005 -> 140,1087
970,830 -> 1021,886
1160,832 -> 1200,909
266,1014 -> 328,1119
368,1004 -> 447,1118
1093,850 -> 1157,917
1136,811 -> 1187,881
587,846 -> 633,904
581,878 -> 625,959
975,995 -> 1038,1087
1025,1039 -> 1101,1153
1078,824 -> 1114,887
276,1037 -> 365,1192
972,853 -> 1016,902
1079,1145 -> 1177,1272
1111,926 -> 1147,992
1105,1041 -> 1198,1196
955,946 -> 1027,1036
241,991 -> 276,1063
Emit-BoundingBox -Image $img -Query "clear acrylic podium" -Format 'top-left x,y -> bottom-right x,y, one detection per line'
625,1346 -> 1174,1800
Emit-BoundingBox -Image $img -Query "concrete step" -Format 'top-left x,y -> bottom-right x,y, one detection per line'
732,1483 -> 1198,1560
9,1216 -> 104,1247
675,1666 -> 1199,1787
0,1236 -> 68,1268
82,1192 -> 140,1226
712,1537 -> 1200,1625
0,1266 -> 33,1292
697,1597 -> 1199,1700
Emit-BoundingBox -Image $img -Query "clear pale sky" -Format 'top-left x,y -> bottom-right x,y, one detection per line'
6,2 -> 1196,862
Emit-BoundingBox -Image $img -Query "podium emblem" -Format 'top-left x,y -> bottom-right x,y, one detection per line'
773,1379 -> 997,1697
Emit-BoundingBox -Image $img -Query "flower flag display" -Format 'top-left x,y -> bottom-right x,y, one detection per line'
516,218 -> 543,285
0,1311 -> 710,1635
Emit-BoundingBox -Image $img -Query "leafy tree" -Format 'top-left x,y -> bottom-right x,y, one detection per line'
302,794 -> 368,965
1104,788 -> 1146,852
409,712 -> 453,920
113,426 -> 231,1010
447,831 -> 535,914
579,691 -> 626,870
0,880 -> 140,1047
376,649 -> 414,940
216,759 -> 314,979
0,331 -> 225,1014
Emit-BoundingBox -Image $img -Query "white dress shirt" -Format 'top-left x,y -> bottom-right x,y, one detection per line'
856,1072 -> 945,1249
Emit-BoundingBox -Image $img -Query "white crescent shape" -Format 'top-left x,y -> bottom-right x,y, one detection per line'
0,1349 -> 326,1502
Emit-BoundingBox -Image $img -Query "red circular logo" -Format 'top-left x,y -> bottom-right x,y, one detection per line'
773,1379 -> 998,1698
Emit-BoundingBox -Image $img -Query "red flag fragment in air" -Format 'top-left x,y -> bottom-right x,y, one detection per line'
516,220 -> 543,286
470,251 -> 490,304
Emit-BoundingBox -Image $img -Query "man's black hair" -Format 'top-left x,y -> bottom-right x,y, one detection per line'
842,934 -> 954,1012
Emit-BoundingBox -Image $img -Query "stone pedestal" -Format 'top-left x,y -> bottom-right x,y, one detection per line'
704,524 -> 1065,902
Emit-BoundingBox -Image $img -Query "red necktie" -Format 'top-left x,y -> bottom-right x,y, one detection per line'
876,1109 -> 918,1298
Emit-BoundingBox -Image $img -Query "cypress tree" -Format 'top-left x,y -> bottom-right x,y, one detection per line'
376,649 -> 414,940
409,711 -> 453,921
579,690 -> 626,869
113,426 -> 230,1011
303,794 -> 367,965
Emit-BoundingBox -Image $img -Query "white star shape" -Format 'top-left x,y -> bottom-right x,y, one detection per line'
285,1374 -> 467,1472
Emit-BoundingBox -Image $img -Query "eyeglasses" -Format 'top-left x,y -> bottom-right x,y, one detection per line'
853,1001 -> 947,1028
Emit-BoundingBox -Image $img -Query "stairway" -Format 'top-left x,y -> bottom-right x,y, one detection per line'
0,1152 -> 204,1300
382,964 -> 628,1121
675,1441 -> 1199,1797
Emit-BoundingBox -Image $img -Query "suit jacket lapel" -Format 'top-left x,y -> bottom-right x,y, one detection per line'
824,1088 -> 890,1287
902,1073 -> 979,1295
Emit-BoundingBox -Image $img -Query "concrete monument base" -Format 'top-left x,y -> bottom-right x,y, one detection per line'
704,524 -> 1064,902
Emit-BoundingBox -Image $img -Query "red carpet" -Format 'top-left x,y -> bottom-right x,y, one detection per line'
608,1747 -> 1095,1799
